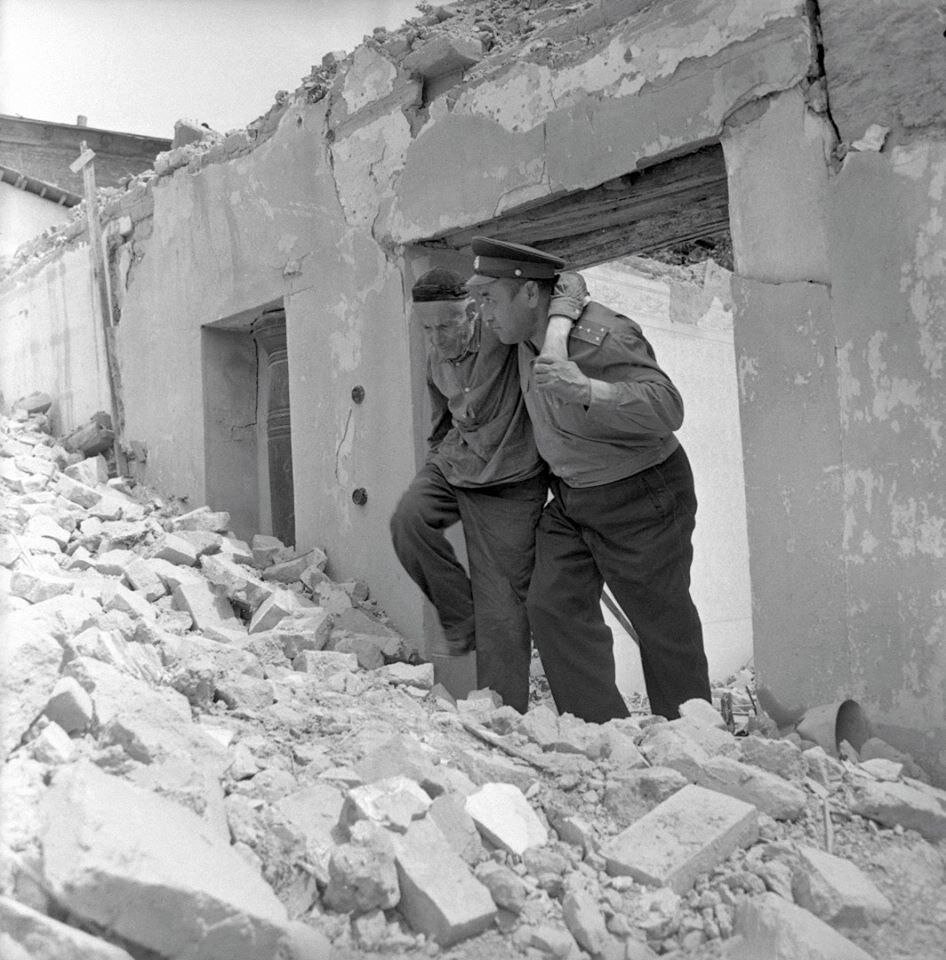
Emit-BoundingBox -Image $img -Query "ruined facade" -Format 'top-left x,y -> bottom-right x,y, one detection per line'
1,0 -> 943,782
0,114 -> 171,258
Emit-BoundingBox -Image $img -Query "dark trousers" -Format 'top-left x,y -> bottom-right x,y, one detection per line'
390,463 -> 547,712
528,446 -> 710,723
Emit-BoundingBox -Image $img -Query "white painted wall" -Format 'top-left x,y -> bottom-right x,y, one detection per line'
0,240 -> 111,433
583,258 -> 753,692
0,183 -> 71,258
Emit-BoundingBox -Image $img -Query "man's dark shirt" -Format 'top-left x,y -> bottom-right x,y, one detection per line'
428,313 -> 544,488
519,301 -> 681,487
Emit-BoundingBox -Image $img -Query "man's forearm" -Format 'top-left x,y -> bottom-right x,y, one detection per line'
541,314 -> 574,358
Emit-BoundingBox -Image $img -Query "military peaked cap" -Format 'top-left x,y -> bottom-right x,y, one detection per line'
466,236 -> 566,287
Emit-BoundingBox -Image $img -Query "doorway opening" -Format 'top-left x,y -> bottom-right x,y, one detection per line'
433,144 -> 751,696
201,301 -> 295,547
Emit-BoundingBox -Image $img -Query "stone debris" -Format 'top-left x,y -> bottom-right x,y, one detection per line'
465,781 -> 548,855
0,410 -> 943,959
602,784 -> 759,894
792,844 -> 893,928
848,777 -> 946,842
391,816 -> 496,946
0,895 -> 137,960
725,891 -> 876,959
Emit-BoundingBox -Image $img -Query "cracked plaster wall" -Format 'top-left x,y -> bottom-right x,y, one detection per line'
110,99 -> 423,639
323,0 -> 812,243
0,243 -> 111,433
725,83 -> 946,782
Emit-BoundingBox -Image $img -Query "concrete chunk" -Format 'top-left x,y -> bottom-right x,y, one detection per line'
249,590 -> 302,633
9,568 -> 74,603
429,793 -> 484,865
145,556 -> 205,591
251,533 -> 294,568
0,616 -> 62,758
124,558 -> 168,601
45,675 -> 95,733
696,755 -> 807,820
168,506 -> 231,532
562,886 -> 609,955
0,895 -> 136,960
342,776 -> 432,833
849,777 -> 946,841
679,697 -> 728,729
292,649 -> 359,678
465,782 -> 547,855
200,553 -> 272,612
638,723 -> 710,781
91,548 -> 138,577
64,454 -> 108,486
56,473 -> 102,508
25,514 -> 70,547
101,581 -> 156,621
793,844 -> 893,928
149,532 -> 199,566
603,766 -> 689,828
261,549 -> 326,583
39,762 -> 313,960
725,892 -> 876,960
602,784 -> 759,894
391,816 -> 496,946
324,828 -> 400,913
739,735 -> 806,781
858,758 -> 903,781
374,661 -> 434,688
31,720 -> 76,764
172,580 -> 241,632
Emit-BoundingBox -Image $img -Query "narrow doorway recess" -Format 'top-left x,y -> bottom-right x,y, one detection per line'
252,306 -> 295,548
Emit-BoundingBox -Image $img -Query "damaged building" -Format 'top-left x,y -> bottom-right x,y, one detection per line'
1,0 -> 944,780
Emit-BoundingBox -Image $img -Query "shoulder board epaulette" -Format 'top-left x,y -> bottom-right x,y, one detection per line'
570,318 -> 609,346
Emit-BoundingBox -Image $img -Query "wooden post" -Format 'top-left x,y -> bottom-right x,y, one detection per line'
70,142 -> 127,474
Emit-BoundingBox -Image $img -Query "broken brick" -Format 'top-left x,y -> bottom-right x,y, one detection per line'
601,784 -> 758,894
465,782 -> 547,855
792,844 -> 893,928
391,816 -> 496,946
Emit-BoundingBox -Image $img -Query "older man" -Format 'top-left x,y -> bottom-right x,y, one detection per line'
389,267 -> 549,712
468,238 -> 711,723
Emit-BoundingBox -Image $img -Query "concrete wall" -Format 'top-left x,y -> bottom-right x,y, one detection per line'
583,260 -> 752,690
724,85 -> 946,782
107,98 -> 424,642
0,241 -> 110,432
0,183 -> 71,258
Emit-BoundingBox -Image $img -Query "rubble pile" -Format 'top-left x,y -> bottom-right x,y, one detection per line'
1,405 -> 945,960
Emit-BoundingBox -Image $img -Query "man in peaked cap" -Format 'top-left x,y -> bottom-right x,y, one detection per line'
469,236 -> 711,723
390,265 -> 587,712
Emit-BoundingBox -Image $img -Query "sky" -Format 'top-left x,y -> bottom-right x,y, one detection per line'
0,0 -> 422,137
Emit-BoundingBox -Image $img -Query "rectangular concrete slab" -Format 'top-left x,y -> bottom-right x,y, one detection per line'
391,816 -> 496,946
40,762 -> 291,960
601,783 -> 759,894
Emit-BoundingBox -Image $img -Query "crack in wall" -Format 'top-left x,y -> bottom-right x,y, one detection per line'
334,406 -> 353,483
804,0 -> 842,147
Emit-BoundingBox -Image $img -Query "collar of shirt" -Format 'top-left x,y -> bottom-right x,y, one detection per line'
446,316 -> 481,365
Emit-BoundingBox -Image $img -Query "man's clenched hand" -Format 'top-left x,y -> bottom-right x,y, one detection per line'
533,355 -> 592,405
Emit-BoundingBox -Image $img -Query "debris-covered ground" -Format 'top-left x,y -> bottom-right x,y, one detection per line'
1,403 -> 945,960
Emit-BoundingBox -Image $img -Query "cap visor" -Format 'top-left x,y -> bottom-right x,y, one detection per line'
465,274 -> 499,288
